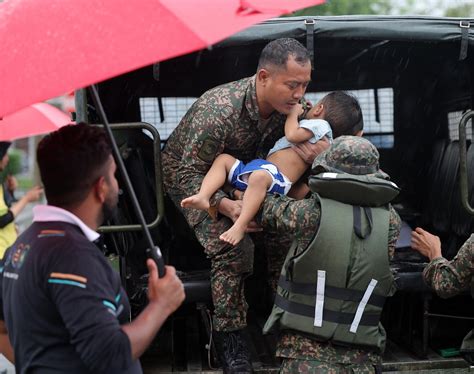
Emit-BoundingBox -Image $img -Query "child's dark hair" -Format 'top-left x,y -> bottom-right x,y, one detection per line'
320,92 -> 363,138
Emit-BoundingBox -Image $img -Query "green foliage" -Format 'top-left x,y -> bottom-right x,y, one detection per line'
6,150 -> 22,176
17,176 -> 34,190
291,0 -> 393,16
0,149 -> 23,182
445,4 -> 474,17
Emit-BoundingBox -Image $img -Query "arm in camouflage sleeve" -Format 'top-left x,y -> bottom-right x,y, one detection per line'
422,235 -> 474,299
388,205 -> 402,261
259,198 -> 400,250
177,104 -> 232,204
257,194 -> 320,239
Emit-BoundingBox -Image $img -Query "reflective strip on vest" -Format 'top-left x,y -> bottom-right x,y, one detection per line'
314,270 -> 326,327
277,276 -> 386,308
274,294 -> 380,326
350,279 -> 378,333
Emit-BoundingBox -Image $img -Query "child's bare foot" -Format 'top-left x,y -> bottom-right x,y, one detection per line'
219,225 -> 246,246
180,194 -> 210,211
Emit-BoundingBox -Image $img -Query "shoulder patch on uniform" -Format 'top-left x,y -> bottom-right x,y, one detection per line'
48,272 -> 87,288
197,138 -> 220,163
38,230 -> 66,238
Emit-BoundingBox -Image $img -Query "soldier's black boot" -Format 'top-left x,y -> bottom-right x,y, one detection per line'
213,330 -> 253,374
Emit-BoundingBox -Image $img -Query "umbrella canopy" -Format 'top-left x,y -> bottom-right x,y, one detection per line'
0,0 -> 324,117
0,103 -> 72,141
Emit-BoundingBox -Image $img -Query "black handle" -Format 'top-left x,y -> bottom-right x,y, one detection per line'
146,246 -> 166,278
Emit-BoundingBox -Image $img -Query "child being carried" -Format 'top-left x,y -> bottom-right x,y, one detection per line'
181,91 -> 364,245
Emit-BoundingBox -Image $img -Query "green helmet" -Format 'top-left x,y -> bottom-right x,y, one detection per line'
312,136 -> 389,179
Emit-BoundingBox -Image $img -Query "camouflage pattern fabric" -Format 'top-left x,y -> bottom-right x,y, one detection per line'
423,234 -> 474,298
162,76 -> 286,228
258,136 -> 401,367
162,76 -> 288,331
280,356 -> 379,374
167,191 -> 254,330
252,229 -> 293,292
312,135 -> 389,180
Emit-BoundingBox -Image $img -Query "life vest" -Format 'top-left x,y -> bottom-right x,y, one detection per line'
264,172 -> 400,352
0,186 -> 17,259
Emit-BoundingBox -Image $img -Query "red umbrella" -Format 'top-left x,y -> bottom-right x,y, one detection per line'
0,0 -> 324,118
0,103 -> 72,141
0,0 -> 325,276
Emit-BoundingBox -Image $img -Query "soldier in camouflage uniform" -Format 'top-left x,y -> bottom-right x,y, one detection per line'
257,136 -> 401,373
412,228 -> 474,363
161,38 -> 327,373
411,228 -> 474,297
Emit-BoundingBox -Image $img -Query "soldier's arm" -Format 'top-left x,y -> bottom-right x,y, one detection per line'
178,104 -> 231,204
387,206 -> 402,260
422,235 -> 474,298
257,194 -> 320,237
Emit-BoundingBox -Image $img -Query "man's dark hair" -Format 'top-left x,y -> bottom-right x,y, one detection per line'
320,91 -> 364,138
258,38 -> 310,70
37,123 -> 112,208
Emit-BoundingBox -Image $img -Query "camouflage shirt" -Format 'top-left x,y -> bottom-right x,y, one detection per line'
423,234 -> 474,299
259,193 -> 401,364
161,76 -> 287,226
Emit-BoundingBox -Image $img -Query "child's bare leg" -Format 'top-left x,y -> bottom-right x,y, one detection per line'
181,154 -> 237,211
220,170 -> 272,245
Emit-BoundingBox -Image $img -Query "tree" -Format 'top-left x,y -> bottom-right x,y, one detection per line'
445,3 -> 474,17
291,0 -> 393,16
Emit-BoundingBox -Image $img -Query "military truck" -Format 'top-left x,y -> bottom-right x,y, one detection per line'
75,16 -> 474,372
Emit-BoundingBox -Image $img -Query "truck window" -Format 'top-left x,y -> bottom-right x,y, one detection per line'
139,97 -> 197,141
139,88 -> 394,148
305,88 -> 394,148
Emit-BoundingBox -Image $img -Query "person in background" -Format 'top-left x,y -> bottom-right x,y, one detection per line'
0,141 -> 43,259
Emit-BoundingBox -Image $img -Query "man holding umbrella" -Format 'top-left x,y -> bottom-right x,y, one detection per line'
0,124 -> 185,373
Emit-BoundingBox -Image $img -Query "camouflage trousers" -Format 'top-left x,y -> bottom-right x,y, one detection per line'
279,358 -> 379,374
252,227 -> 293,292
168,193 -> 290,331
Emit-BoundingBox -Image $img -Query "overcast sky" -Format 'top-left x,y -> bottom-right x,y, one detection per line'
392,0 -> 473,16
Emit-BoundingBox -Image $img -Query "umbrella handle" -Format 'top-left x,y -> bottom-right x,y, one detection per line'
147,246 -> 166,278
88,85 -> 166,278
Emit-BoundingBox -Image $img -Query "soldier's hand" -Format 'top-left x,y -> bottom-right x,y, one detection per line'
146,260 -> 185,316
218,197 -> 243,222
218,198 -> 262,232
246,220 -> 263,233
292,137 -> 330,164
411,227 -> 442,261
